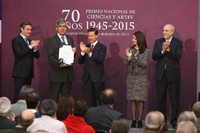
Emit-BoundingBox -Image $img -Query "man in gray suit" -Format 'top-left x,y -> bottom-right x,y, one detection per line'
47,18 -> 76,102
8,85 -> 34,116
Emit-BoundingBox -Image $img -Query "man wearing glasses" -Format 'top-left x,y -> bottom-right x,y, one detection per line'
47,18 -> 76,102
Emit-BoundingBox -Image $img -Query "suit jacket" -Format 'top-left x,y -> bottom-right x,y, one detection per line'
84,104 -> 124,131
0,116 -> 17,130
0,127 -> 27,133
27,115 -> 68,133
12,35 -> 40,78
152,37 -> 183,81
196,119 -> 200,133
78,42 -> 107,83
47,34 -> 75,82
8,100 -> 27,116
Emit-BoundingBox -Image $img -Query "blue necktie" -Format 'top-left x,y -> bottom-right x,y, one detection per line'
61,37 -> 66,45
25,38 -> 29,45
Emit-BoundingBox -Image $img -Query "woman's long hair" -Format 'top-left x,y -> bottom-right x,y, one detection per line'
131,31 -> 148,54
56,95 -> 74,121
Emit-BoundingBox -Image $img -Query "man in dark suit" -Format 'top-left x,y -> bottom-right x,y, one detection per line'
78,28 -> 106,107
85,89 -> 124,132
47,19 -> 76,102
0,97 -> 17,130
12,21 -> 40,103
152,24 -> 183,129
0,110 -> 35,133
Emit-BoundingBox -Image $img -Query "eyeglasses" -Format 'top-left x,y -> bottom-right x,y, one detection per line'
58,25 -> 67,28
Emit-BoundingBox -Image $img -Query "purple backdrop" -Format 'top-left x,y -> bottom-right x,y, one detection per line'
1,0 -> 198,119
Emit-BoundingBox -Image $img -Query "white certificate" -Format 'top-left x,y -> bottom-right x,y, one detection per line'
59,45 -> 74,65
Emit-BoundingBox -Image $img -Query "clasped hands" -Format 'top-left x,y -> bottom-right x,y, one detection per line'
30,40 -> 40,49
126,48 -> 139,60
80,42 -> 91,55
162,42 -> 170,52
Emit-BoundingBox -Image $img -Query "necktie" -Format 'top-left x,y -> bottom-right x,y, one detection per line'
25,38 -> 29,45
61,37 -> 66,45
91,44 -> 94,52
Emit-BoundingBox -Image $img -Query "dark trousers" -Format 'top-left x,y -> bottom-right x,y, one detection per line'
85,75 -> 105,107
156,70 -> 180,127
14,76 -> 32,103
50,81 -> 72,103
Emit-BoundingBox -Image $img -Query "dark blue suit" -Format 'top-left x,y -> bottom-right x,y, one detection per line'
12,35 -> 40,103
152,36 -> 183,127
85,104 -> 124,132
0,116 -> 17,130
78,42 -> 106,107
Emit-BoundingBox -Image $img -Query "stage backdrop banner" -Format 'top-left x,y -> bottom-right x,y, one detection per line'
1,0 -> 198,119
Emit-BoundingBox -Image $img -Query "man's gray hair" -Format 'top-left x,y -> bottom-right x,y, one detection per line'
171,25 -> 175,31
145,111 -> 164,130
19,85 -> 35,100
193,102 -> 200,118
111,118 -> 130,133
41,99 -> 57,116
177,111 -> 197,125
0,97 -> 11,116
177,121 -> 197,133
56,18 -> 66,27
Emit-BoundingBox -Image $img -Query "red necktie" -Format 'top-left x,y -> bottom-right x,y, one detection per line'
91,44 -> 94,52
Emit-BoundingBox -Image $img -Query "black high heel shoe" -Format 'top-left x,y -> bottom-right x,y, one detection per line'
131,120 -> 137,128
137,120 -> 143,128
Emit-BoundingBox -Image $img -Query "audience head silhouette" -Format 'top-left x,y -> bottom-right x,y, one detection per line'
177,111 -> 197,125
57,95 -> 74,120
18,110 -> 35,128
177,121 -> 197,133
19,85 -> 34,100
26,91 -> 40,109
74,100 -> 88,117
145,111 -> 164,131
41,99 -> 57,116
0,97 -> 11,117
101,88 -> 116,106
193,102 -> 200,119
110,118 -> 130,133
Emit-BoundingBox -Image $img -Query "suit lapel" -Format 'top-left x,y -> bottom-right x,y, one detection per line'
65,35 -> 71,46
92,42 -> 100,53
55,34 -> 63,48
169,37 -> 175,50
19,35 -> 29,48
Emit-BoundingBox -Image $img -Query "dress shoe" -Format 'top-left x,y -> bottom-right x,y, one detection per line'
172,124 -> 177,129
131,120 -> 136,128
137,120 -> 143,128
162,121 -> 169,132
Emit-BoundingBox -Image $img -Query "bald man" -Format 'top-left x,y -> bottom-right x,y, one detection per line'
0,110 -> 35,132
152,24 -> 183,129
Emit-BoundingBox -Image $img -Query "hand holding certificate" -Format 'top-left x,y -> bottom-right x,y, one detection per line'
59,45 -> 74,65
